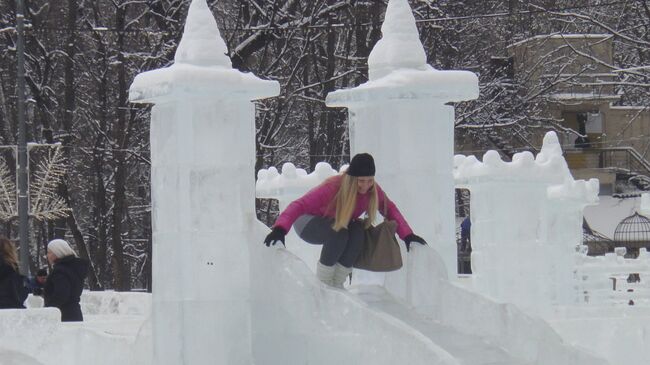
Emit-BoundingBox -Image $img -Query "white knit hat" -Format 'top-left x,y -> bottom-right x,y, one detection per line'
47,239 -> 77,259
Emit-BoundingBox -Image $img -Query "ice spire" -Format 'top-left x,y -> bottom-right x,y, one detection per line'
174,0 -> 231,67
536,131 -> 564,163
367,0 -> 430,80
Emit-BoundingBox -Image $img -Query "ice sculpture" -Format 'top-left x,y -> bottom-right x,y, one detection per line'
129,0 -> 279,363
454,132 -> 600,313
326,0 -> 479,287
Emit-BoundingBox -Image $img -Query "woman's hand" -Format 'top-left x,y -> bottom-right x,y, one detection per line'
264,227 -> 286,247
404,233 -> 427,252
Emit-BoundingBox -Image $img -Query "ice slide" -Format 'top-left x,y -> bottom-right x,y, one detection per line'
250,222 -> 607,365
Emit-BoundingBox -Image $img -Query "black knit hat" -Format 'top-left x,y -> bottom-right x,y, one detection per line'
347,153 -> 376,177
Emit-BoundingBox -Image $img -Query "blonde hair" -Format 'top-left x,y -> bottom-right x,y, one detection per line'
332,174 -> 378,231
0,237 -> 19,271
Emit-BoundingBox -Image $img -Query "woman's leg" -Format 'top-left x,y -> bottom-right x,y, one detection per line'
331,220 -> 364,288
337,220 -> 364,268
293,215 -> 350,266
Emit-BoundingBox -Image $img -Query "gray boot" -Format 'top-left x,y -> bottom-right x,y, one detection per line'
316,261 -> 336,286
332,263 -> 353,289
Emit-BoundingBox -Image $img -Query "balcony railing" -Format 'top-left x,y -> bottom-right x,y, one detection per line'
565,147 -> 650,187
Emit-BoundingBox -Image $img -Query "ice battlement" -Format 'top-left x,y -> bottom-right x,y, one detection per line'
256,162 -> 340,200
548,178 -> 599,205
454,131 -> 573,184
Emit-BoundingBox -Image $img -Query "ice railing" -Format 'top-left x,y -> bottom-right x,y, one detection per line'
575,247 -> 650,306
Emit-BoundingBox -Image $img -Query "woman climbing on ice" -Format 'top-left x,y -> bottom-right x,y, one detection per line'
263,153 -> 426,288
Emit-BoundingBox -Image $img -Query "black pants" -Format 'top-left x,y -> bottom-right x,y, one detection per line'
293,215 -> 364,268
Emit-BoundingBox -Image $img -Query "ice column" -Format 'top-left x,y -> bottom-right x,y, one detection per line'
326,0 -> 479,283
454,132 -> 599,312
129,1 -> 279,364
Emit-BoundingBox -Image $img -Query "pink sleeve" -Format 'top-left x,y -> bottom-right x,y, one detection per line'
273,179 -> 339,233
377,185 -> 413,240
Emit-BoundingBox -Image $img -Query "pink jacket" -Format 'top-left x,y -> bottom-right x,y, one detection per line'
274,175 -> 413,240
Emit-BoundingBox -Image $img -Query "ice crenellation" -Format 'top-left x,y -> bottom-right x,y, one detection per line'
454,131 -> 599,204
256,162 -> 341,199
547,178 -> 599,204
454,132 -> 575,184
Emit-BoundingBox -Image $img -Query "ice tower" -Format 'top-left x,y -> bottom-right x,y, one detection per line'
326,0 -> 479,282
454,132 -> 599,313
129,0 -> 279,363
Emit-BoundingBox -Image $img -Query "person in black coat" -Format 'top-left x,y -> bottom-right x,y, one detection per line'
27,268 -> 48,296
44,239 -> 88,322
0,237 -> 28,309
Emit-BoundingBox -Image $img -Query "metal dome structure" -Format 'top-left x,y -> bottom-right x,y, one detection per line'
583,218 -> 614,255
613,213 -> 650,253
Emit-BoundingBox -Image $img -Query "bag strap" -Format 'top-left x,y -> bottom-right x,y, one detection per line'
381,192 -> 389,220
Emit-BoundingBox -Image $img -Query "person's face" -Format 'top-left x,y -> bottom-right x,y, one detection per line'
36,275 -> 46,284
46,249 -> 57,265
357,176 -> 374,194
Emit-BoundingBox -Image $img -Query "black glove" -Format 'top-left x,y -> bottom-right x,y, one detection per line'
404,233 -> 427,252
264,227 -> 286,247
